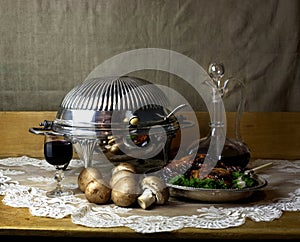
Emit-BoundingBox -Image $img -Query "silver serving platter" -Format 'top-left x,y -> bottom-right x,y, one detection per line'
167,175 -> 268,203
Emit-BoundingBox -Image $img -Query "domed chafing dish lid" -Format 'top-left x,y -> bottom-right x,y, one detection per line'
51,76 -> 182,137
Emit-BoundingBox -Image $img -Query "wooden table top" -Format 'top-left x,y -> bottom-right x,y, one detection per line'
1,111 -> 300,239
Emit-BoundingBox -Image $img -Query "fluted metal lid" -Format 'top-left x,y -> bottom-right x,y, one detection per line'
61,76 -> 170,111
52,76 -> 180,137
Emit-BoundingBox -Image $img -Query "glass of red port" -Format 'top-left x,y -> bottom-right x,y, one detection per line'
43,133 -> 73,198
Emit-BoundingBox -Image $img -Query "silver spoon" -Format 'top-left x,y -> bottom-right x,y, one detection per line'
244,162 -> 273,175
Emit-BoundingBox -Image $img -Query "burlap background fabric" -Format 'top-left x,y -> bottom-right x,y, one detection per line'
0,0 -> 299,111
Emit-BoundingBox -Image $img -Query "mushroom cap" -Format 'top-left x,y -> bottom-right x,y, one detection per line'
140,175 -> 169,205
111,176 -> 140,207
78,167 -> 103,192
111,162 -> 137,176
85,179 -> 112,204
109,170 -> 136,188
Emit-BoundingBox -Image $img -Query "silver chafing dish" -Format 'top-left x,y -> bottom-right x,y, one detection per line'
30,76 -> 191,174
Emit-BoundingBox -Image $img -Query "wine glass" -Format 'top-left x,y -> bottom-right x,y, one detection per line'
43,133 -> 73,198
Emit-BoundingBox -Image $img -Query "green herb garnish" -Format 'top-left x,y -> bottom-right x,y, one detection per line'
169,172 -> 258,189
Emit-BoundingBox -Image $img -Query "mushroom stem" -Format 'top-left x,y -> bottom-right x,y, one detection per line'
137,188 -> 156,209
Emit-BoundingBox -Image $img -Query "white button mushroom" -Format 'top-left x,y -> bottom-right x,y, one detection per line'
137,175 -> 170,209
77,167 -> 103,192
110,162 -> 141,207
109,169 -> 136,188
111,162 -> 137,176
109,162 -> 138,188
111,176 -> 140,207
85,179 -> 112,204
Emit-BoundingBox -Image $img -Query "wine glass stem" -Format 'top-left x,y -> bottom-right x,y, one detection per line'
54,168 -> 64,192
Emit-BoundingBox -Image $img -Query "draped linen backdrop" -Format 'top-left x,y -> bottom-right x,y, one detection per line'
0,0 -> 299,112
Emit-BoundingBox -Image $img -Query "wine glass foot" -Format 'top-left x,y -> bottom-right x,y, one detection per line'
46,188 -> 73,198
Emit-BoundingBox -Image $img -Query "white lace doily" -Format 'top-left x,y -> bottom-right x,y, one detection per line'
1,156 -> 300,233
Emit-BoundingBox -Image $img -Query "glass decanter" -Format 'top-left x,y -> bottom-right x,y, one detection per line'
189,62 -> 250,169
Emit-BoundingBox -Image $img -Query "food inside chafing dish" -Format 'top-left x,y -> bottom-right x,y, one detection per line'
164,153 -> 258,189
